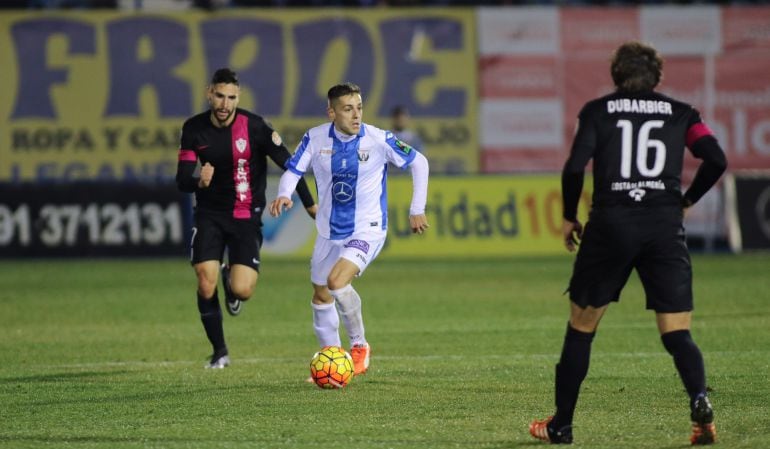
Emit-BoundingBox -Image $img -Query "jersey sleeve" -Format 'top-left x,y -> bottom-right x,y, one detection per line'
257,119 -> 292,168
175,120 -> 199,193
561,105 -> 595,221
382,130 -> 417,169
684,109 -> 716,151
682,108 -> 728,206
254,120 -> 316,208
564,106 -> 597,173
284,132 -> 314,175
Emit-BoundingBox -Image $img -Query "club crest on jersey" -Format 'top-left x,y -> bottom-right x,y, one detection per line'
629,188 -> 646,202
357,149 -> 370,162
395,139 -> 413,154
236,138 -> 247,153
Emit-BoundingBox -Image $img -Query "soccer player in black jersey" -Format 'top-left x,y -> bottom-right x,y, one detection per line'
529,42 -> 727,445
176,68 -> 317,369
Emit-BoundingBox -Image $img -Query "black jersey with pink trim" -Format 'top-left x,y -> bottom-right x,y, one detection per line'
563,90 -> 717,215
176,109 -> 297,219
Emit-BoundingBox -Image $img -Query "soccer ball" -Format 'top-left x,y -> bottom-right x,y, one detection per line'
309,345 -> 354,389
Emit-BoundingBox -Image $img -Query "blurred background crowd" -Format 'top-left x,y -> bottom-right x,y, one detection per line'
3,0 -> 768,10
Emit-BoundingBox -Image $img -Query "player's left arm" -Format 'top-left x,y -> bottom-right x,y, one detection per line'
407,151 -> 430,234
262,124 -> 317,217
682,120 -> 728,208
383,131 -> 429,234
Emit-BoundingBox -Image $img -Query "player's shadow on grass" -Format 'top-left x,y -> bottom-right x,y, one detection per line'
21,382 -> 249,408
499,437 -> 693,448
498,440 -> 691,448
0,435 -> 261,445
0,370 -> 131,384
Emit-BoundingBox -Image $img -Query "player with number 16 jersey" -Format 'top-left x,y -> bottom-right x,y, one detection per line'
565,90 -> 717,213
529,42 -> 727,446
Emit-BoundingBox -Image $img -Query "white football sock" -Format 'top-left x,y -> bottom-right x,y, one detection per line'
331,284 -> 366,347
311,301 -> 341,347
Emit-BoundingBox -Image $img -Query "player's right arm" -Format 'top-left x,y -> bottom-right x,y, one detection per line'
561,110 -> 595,251
176,121 -> 203,192
270,171 -> 300,217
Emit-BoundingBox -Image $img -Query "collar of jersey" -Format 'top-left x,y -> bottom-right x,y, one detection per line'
328,122 -> 366,142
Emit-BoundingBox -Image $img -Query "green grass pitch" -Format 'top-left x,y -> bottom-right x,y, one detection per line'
1,254 -> 769,448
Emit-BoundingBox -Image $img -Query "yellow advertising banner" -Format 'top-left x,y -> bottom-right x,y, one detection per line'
261,174 -> 592,258
0,9 -> 478,182
383,175 -> 592,257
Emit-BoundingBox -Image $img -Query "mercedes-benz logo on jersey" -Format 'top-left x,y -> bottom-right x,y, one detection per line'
332,181 -> 354,203
629,188 -> 646,202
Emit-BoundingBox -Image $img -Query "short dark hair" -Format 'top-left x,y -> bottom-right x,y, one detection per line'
327,82 -> 361,103
211,68 -> 239,86
610,41 -> 663,93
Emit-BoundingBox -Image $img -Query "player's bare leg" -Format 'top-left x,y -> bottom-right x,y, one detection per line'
222,263 -> 258,316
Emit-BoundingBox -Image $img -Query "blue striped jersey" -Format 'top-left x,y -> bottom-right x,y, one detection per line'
285,122 -> 417,240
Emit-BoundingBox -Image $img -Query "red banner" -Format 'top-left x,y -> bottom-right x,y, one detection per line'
478,6 -> 770,174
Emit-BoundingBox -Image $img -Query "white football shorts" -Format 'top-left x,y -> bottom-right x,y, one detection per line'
310,233 -> 386,286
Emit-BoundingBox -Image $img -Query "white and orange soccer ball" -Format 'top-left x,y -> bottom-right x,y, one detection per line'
309,345 -> 354,389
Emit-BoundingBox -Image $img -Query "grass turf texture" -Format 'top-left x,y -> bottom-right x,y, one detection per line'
1,254 -> 768,448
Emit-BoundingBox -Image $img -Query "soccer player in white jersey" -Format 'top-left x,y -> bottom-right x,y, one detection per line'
269,82 -> 430,375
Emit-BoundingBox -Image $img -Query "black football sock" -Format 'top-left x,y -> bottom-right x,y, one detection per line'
197,290 -> 227,355
552,323 -> 596,429
661,329 -> 706,408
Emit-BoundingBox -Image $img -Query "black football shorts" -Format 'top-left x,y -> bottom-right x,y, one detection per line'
567,206 -> 693,313
190,211 -> 263,271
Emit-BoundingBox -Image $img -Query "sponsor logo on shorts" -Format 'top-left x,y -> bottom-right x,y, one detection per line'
344,239 -> 370,253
